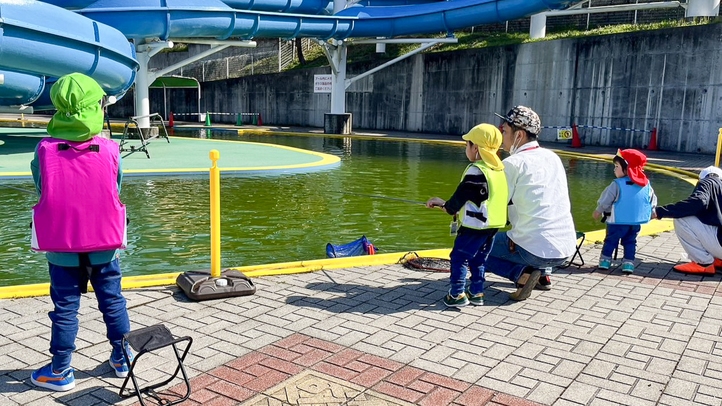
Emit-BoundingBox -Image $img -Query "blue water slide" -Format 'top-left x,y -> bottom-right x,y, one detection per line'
0,0 -> 138,105
221,0 -> 332,14
76,0 -> 573,41
1,0 -> 573,106
40,0 -> 333,14
0,71 -> 45,106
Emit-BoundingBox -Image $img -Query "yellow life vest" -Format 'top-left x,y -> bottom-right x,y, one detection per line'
458,161 -> 508,230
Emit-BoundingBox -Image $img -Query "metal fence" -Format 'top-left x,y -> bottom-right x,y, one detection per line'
162,38 -> 320,81
470,0 -> 703,34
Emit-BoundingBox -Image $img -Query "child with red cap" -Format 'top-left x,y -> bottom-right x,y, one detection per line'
593,149 -> 657,273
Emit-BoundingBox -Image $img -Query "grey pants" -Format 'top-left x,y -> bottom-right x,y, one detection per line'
674,216 -> 722,265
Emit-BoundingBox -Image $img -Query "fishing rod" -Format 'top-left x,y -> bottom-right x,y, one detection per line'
328,190 -> 426,206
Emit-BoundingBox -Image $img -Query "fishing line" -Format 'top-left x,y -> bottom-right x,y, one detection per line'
1,184 -> 36,195
328,190 -> 426,206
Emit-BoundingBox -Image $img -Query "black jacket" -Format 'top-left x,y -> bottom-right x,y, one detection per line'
656,176 -> 722,243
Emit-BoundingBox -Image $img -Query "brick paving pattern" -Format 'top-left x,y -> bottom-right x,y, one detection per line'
5,228 -> 722,405
161,333 -> 532,406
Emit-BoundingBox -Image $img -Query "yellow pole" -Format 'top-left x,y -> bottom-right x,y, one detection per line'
716,128 -> 722,167
209,150 -> 221,278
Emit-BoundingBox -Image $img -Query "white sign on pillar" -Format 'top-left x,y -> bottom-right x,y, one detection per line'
314,74 -> 333,93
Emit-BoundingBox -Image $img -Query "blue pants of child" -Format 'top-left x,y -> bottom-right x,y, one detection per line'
601,224 -> 641,261
449,231 -> 495,297
484,232 -> 569,283
48,258 -> 130,371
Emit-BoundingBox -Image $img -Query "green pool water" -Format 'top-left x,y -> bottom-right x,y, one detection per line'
0,132 -> 692,286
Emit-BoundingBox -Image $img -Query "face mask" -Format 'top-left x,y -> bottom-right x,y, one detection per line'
509,132 -> 523,155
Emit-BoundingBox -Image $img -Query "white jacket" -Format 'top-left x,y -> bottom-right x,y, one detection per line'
503,141 -> 577,259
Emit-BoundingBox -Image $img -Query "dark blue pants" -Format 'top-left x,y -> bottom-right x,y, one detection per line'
48,258 -> 130,371
484,232 -> 569,283
449,231 -> 495,297
601,224 -> 641,261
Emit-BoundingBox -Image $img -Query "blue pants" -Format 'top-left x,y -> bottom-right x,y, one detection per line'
449,231 -> 495,297
601,224 -> 640,261
484,232 -> 569,283
48,258 -> 130,371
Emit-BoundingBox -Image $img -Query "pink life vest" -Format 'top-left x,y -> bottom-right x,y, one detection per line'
31,137 -> 126,252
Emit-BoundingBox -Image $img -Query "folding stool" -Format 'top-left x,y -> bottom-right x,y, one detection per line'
118,324 -> 193,406
559,231 -> 586,268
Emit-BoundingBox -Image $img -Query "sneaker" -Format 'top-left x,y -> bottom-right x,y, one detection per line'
714,258 -> 722,270
443,292 -> 469,307
31,363 -> 75,392
109,346 -> 134,378
465,289 -> 484,306
673,262 -> 716,275
510,268 -> 541,301
536,275 -> 552,291
598,259 -> 611,270
621,262 -> 634,274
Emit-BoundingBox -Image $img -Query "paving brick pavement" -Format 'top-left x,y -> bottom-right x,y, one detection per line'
4,229 -> 722,405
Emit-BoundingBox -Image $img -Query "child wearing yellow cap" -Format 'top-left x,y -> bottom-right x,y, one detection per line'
426,123 -> 508,307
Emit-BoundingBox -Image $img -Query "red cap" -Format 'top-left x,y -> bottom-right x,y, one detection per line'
617,149 -> 648,187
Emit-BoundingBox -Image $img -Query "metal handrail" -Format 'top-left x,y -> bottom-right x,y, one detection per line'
119,113 -> 170,159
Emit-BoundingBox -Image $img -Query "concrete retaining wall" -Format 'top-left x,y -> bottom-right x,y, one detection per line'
111,23 -> 722,153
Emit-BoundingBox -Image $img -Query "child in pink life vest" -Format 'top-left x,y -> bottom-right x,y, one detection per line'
30,73 -> 132,392
593,149 -> 657,274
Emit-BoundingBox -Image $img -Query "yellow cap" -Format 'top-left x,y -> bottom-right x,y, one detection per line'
462,123 -> 504,170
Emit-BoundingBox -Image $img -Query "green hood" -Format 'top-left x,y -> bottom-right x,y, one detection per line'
47,73 -> 106,142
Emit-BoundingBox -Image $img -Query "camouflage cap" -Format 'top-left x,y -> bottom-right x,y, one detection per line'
494,106 -> 541,136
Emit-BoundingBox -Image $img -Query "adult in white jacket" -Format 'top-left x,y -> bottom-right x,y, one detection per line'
485,106 -> 577,301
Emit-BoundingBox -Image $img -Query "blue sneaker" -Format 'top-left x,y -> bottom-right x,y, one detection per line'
31,363 -> 75,392
109,345 -> 134,378
598,258 -> 611,270
621,262 -> 634,274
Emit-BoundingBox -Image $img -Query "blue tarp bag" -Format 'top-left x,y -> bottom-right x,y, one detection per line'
326,235 -> 375,258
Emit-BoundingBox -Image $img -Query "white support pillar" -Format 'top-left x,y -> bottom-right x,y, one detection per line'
329,41 -> 347,114
686,0 -> 720,17
322,40 -> 351,134
319,36 -> 457,134
133,40 -> 252,128
134,50 -> 152,129
530,13 -> 547,39
376,37 -> 386,53
134,41 -> 173,128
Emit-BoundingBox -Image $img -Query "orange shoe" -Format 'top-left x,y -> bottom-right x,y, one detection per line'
673,262 -> 716,275
714,258 -> 722,269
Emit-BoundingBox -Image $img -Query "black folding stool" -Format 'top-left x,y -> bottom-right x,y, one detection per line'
559,231 -> 586,268
119,324 -> 193,406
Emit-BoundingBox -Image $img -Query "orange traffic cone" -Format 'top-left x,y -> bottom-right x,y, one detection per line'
570,123 -> 582,148
168,112 -> 174,128
647,128 -> 659,151
257,113 -> 263,126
